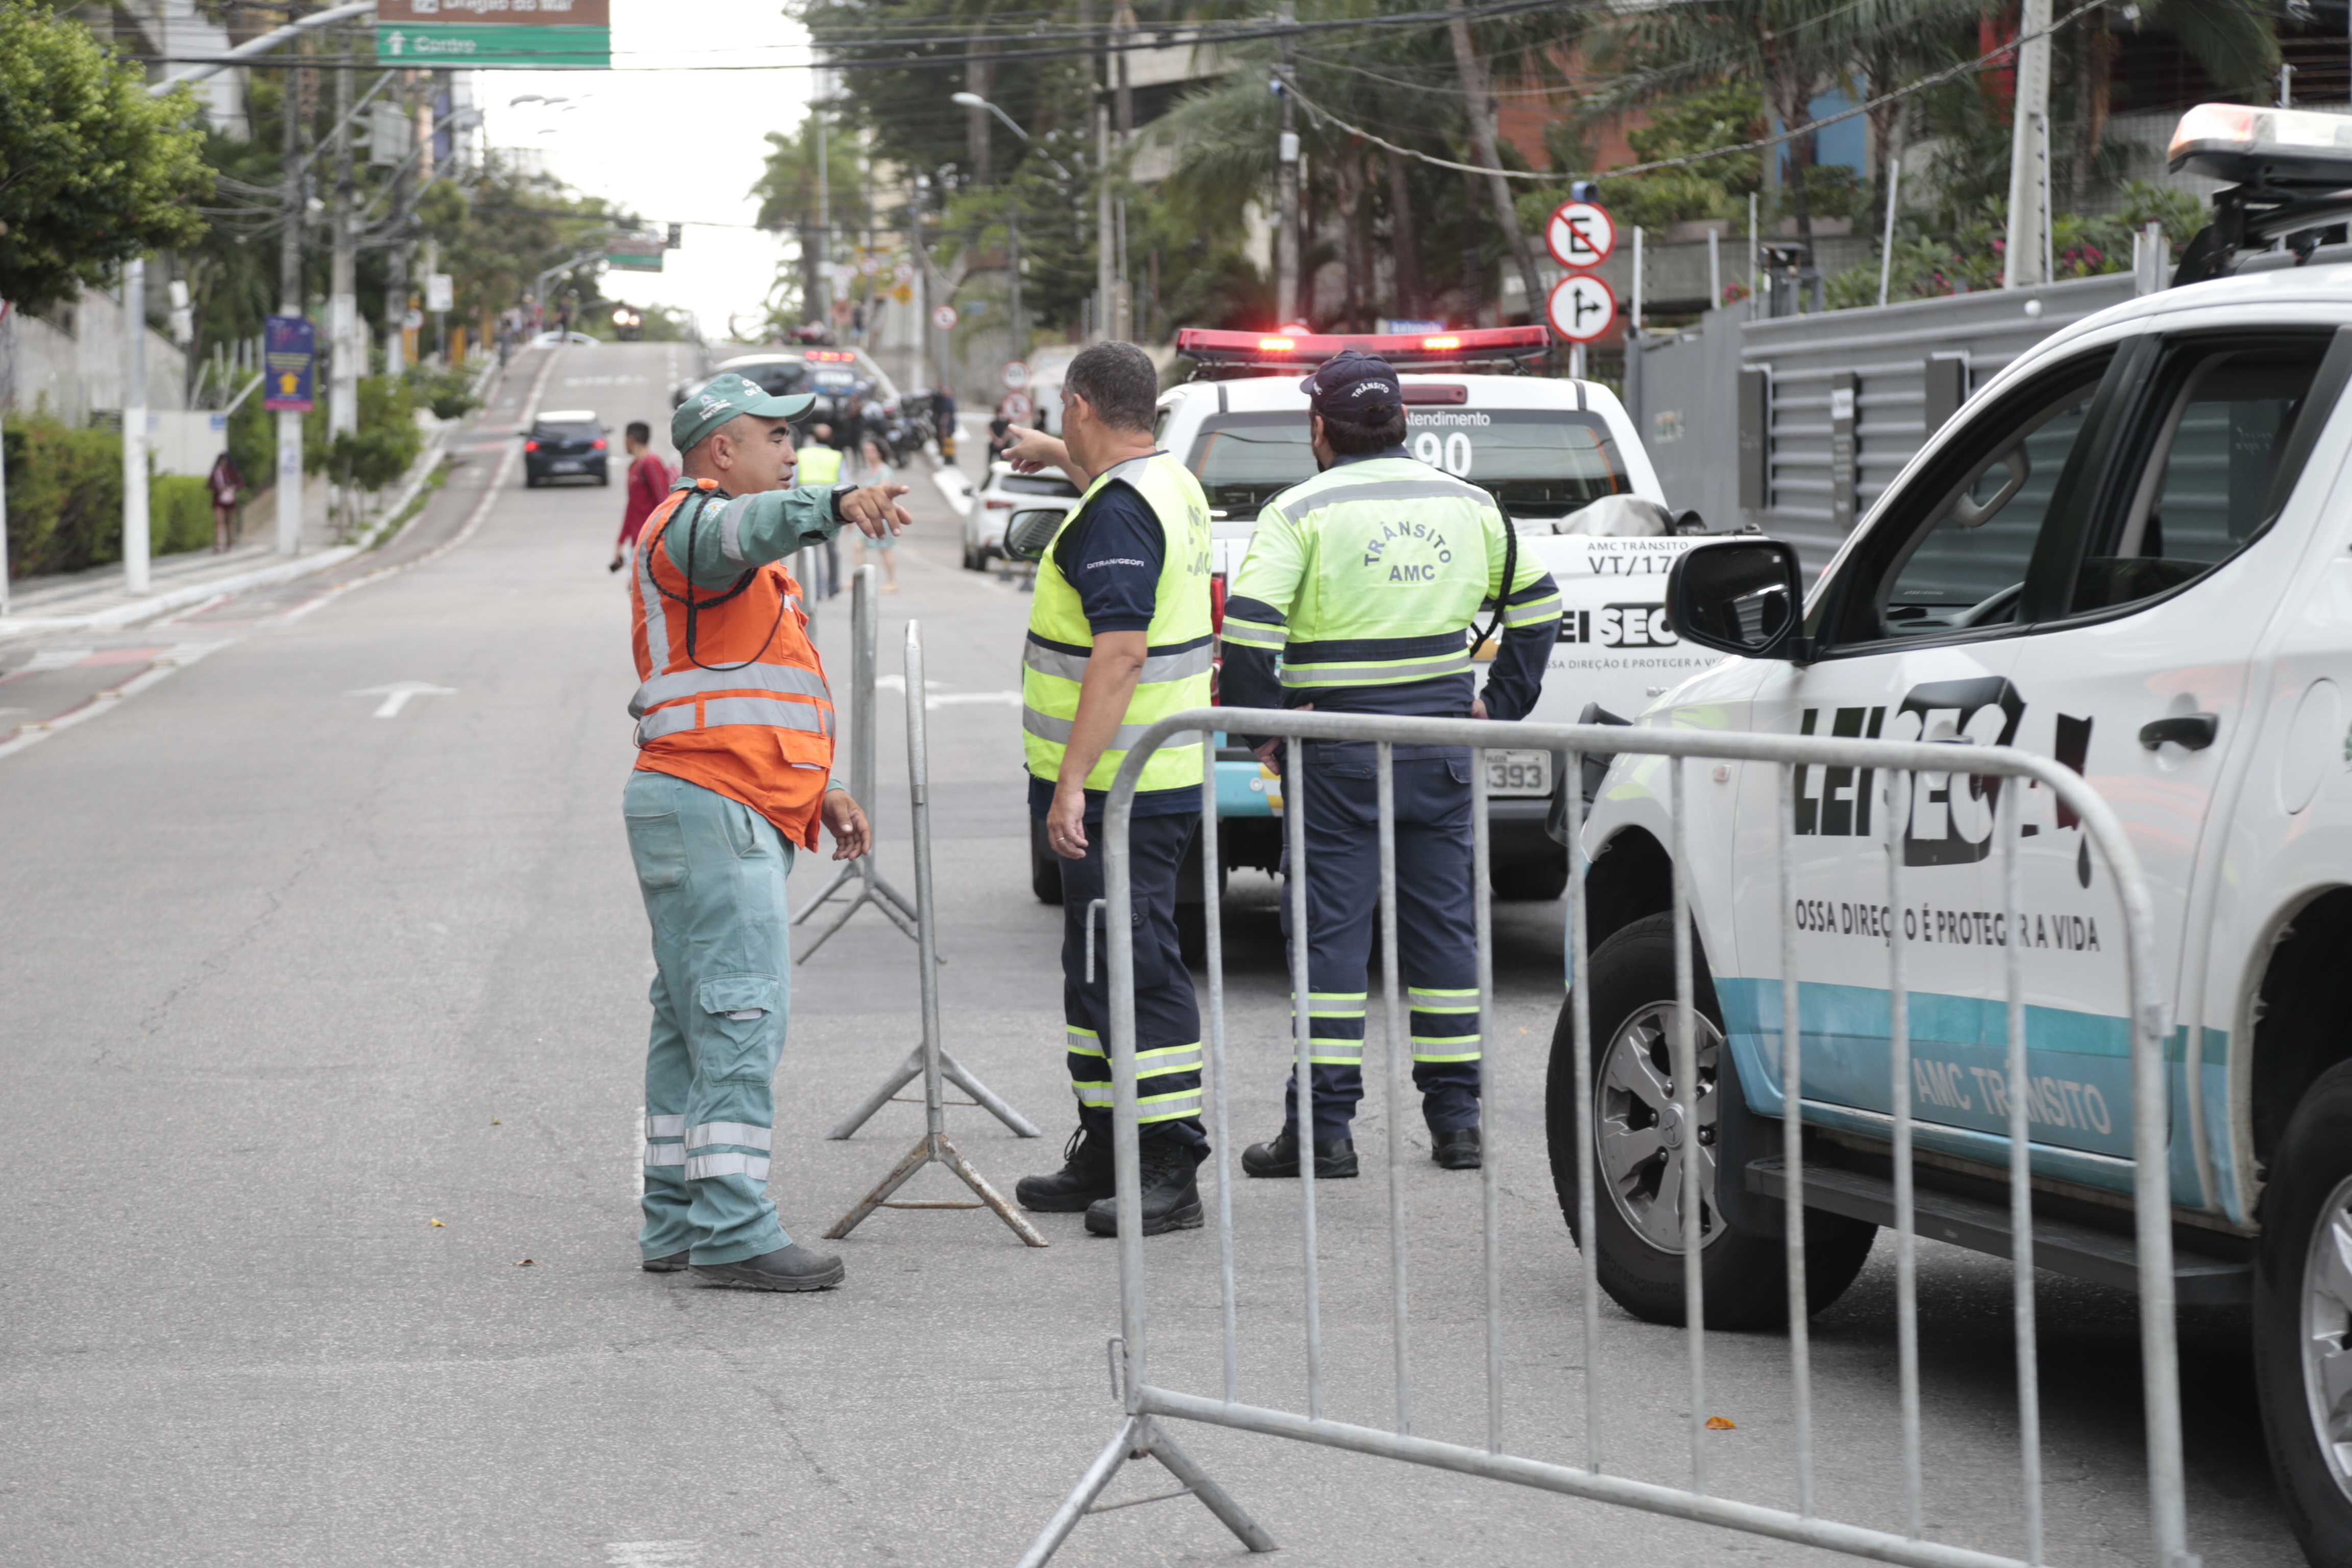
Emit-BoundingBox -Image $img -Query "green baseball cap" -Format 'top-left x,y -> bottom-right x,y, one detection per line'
672,372 -> 818,454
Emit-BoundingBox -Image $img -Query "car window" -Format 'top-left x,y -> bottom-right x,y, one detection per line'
1184,407 -> 1630,518
2068,337 -> 2330,615
1001,473 -> 1081,498
741,363 -> 809,396
533,422 -> 599,443
1865,361 -> 2109,640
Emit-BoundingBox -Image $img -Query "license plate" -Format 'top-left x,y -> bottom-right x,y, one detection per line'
549,459 -> 581,472
1486,749 -> 1552,798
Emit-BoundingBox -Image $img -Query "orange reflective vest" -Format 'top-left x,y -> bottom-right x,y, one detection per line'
628,480 -> 836,847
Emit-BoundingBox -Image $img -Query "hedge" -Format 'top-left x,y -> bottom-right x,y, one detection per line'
2,415 -> 233,577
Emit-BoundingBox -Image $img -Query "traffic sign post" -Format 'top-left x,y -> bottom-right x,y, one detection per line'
933,305 -> 959,332
1546,200 -> 1616,270
1001,392 -> 1034,423
1001,360 -> 1030,391
1546,274 -> 1618,342
263,314 -> 316,412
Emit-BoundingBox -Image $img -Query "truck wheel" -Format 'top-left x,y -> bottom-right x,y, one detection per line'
1030,817 -> 1064,905
1493,849 -> 1570,901
1545,912 -> 1875,1329
2253,1057 -> 2352,1566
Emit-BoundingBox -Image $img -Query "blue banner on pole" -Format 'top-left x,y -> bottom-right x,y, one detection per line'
263,315 -> 315,412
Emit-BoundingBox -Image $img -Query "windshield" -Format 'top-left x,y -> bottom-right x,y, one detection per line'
533,422 -> 599,442
734,362 -> 810,397
1184,407 -> 1632,518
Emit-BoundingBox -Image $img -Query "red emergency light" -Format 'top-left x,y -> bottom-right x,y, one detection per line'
1175,325 -> 1548,372
804,349 -> 856,362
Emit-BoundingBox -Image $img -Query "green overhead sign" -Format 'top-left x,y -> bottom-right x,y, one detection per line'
375,22 -> 609,68
605,236 -> 665,273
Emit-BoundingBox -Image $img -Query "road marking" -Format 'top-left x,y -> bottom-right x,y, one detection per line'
605,1545 -> 699,1567
349,681 -> 455,718
0,347 -> 562,764
0,643 -> 225,760
874,674 -> 1018,709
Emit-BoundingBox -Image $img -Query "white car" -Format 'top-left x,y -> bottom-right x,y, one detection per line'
1146,326 -> 1724,909
964,460 -> 1083,570
1570,103 -> 2352,1565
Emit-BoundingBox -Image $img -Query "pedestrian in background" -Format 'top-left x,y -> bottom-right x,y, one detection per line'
999,341 -> 1216,1237
796,422 -> 846,599
608,421 -> 675,574
852,425 -> 900,594
1220,350 -> 1562,1178
623,373 -> 912,1291
931,386 -> 958,461
206,449 -> 244,554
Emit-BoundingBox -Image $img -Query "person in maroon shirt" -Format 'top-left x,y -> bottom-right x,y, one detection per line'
609,421 -> 677,572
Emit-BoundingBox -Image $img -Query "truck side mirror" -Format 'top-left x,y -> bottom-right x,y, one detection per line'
1666,538 -> 1804,659
1002,508 -> 1065,562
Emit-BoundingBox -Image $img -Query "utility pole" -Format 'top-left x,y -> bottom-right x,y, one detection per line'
277,35 -> 306,556
1095,100 -> 1116,342
815,64 -> 832,336
2002,0 -> 2052,289
384,78 -> 410,377
1111,0 -> 1135,341
122,258 -> 151,595
1445,0 -> 1546,324
1275,0 -> 1299,327
329,44 -> 358,462
1009,204 -> 1024,365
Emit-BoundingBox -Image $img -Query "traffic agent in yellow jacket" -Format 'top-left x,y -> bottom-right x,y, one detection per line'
1000,341 -> 1216,1241
1220,350 -> 1562,1179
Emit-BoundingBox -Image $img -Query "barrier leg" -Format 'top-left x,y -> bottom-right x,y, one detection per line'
1015,1416 -> 1276,1567
823,621 -> 1043,1245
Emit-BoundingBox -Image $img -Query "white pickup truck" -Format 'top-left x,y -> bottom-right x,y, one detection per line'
1569,103 -> 2352,1566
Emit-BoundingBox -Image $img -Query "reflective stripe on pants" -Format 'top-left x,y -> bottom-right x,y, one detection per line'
1058,811 -> 1209,1145
627,769 -> 796,1267
1280,749 -> 1483,1140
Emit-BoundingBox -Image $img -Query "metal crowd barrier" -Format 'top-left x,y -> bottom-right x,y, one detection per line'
1018,707 -> 2190,1568
825,620 -> 1045,1247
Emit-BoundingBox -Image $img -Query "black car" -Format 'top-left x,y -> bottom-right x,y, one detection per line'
524,410 -> 609,487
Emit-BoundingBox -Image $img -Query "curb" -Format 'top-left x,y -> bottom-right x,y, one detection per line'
0,359 -> 510,640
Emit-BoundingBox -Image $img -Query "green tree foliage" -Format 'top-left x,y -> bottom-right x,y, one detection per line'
0,0 -> 211,314
1,414 -> 122,574
1824,180 -> 2206,306
303,375 -> 421,492
416,162 -> 630,327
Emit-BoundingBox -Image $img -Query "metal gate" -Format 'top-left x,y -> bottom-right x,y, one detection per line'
1017,707 -> 2191,1568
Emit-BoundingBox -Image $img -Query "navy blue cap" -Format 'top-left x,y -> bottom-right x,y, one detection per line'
1298,350 -> 1402,426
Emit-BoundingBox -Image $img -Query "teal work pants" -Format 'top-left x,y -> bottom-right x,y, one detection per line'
624,769 -> 797,1266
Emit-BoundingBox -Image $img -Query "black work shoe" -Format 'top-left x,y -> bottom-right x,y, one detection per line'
641,1249 -> 691,1272
1431,1127 -> 1482,1170
1016,1125 -> 1117,1212
690,1242 -> 846,1292
1084,1141 -> 1204,1237
1240,1127 -> 1359,1179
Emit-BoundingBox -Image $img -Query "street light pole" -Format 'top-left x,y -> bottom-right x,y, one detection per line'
951,92 -> 1069,368
1276,0 -> 1299,327
2002,0 -> 2052,289
277,33 -> 306,556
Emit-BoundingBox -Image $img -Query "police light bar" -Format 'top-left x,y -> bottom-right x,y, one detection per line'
2169,103 -> 2352,186
804,349 -> 857,362
1175,326 -> 1548,369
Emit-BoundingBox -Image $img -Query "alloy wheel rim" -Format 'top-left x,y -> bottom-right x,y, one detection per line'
2301,1171 -> 2352,1503
1593,1000 -> 1724,1254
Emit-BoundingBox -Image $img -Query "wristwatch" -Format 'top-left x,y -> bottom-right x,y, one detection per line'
827,481 -> 858,525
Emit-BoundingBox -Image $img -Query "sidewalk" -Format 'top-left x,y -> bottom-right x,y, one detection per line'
0,376 -> 491,638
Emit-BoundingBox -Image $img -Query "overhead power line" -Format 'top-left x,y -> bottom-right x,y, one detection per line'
1284,0 -> 2118,184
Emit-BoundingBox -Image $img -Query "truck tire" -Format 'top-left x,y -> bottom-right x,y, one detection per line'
1493,848 -> 1570,901
2253,1057 -> 2352,1567
1545,913 -> 1875,1329
1030,817 -> 1064,904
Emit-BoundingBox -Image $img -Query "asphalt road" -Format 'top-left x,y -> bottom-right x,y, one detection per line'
0,338 -> 2301,1567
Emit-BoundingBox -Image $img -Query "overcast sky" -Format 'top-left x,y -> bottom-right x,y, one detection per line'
475,1 -> 812,338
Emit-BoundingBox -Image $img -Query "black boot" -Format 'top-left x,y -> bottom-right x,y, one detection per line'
1240,1126 -> 1359,1179
641,1249 -> 690,1273
690,1241 -> 846,1292
1016,1125 -> 1117,1213
1430,1126 -> 1482,1170
1084,1140 -> 1204,1237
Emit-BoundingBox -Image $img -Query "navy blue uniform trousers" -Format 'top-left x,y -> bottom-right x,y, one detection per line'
1282,746 -> 1483,1141
1058,811 -> 1209,1150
